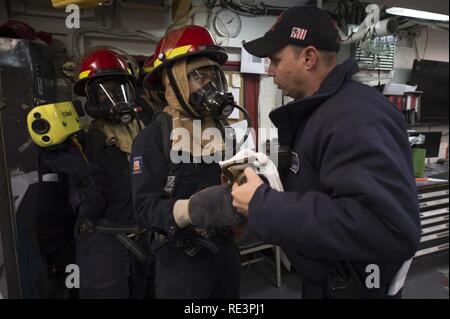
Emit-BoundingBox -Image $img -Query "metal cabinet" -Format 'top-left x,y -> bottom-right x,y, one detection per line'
415,181 -> 449,258
0,37 -> 57,298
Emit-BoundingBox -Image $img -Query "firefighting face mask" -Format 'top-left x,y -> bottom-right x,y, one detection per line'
86,78 -> 136,124
188,66 -> 235,120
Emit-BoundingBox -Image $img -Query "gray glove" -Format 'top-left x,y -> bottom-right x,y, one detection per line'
173,184 -> 246,229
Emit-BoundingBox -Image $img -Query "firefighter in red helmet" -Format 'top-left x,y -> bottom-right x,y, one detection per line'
74,48 -> 138,124
37,47 -> 149,298
131,25 -> 250,298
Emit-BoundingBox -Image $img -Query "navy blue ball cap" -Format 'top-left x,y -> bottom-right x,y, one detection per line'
243,6 -> 341,57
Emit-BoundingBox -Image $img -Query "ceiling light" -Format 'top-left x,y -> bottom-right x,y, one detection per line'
386,7 -> 449,22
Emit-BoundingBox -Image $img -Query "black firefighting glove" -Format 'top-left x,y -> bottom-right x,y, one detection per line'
36,142 -> 105,219
173,184 -> 247,229
36,141 -> 91,184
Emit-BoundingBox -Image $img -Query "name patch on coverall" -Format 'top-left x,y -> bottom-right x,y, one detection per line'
132,156 -> 143,175
164,176 -> 176,193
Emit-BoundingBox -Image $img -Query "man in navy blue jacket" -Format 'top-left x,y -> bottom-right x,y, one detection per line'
232,6 -> 421,298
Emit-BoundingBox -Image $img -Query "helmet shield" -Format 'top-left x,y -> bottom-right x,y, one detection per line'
86,78 -> 136,124
74,47 -> 135,96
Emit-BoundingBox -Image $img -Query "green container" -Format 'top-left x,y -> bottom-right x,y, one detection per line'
412,147 -> 426,178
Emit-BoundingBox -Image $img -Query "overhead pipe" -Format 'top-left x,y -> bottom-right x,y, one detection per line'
341,18 -> 399,44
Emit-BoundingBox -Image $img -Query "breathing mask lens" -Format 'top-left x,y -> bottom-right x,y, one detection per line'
188,66 -> 234,119
87,78 -> 136,124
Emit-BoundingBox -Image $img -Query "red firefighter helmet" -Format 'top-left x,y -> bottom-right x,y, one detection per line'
143,25 -> 227,90
74,48 -> 135,96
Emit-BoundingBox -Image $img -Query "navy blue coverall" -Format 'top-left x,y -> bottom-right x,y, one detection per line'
130,120 -> 241,299
248,59 -> 421,298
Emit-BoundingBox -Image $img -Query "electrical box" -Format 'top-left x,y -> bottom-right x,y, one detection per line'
346,25 -> 397,86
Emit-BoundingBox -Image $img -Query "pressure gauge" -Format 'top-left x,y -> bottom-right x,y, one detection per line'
214,8 -> 242,38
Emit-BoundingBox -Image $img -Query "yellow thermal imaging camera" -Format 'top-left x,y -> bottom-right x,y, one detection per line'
27,101 -> 81,147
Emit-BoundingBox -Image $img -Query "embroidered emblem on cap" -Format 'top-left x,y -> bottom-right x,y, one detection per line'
291,27 -> 308,40
132,156 -> 143,175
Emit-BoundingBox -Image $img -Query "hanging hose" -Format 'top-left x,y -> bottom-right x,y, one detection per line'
215,103 -> 253,158
233,104 -> 253,151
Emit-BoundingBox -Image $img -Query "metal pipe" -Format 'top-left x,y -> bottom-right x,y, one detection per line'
341,18 -> 399,44
69,27 -> 159,59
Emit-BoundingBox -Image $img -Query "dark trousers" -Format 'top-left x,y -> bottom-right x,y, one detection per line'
76,232 -> 130,299
130,232 -> 155,299
154,235 -> 240,299
301,279 -> 403,299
